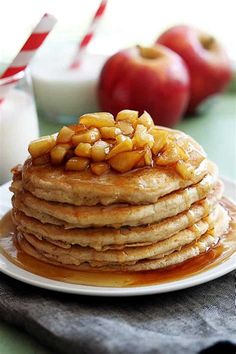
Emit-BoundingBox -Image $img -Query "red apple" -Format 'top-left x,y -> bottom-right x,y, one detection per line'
97,45 -> 190,127
156,25 -> 232,114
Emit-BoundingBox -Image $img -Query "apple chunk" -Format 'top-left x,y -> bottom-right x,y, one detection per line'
91,162 -> 110,175
57,126 -> 74,143
28,136 -> 56,158
137,111 -> 154,128
155,143 -> 188,165
50,144 -> 71,165
116,121 -> 134,135
72,128 -> 101,145
107,137 -> 133,159
91,141 -> 110,161
109,150 -> 144,172
100,127 -> 121,139
65,157 -> 90,171
132,125 -> 154,149
150,129 -> 169,155
175,160 -> 195,179
144,146 -> 153,166
116,110 -> 138,127
79,112 -> 115,128
74,143 -> 92,158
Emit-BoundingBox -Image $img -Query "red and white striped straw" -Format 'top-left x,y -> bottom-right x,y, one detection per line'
0,13 -> 57,80
70,0 -> 108,69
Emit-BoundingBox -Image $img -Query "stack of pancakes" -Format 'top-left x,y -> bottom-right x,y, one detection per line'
10,127 -> 229,272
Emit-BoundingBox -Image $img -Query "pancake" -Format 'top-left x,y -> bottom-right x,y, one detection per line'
19,159 -> 209,207
18,218 -> 208,265
11,171 -> 219,229
17,204 -> 229,271
17,232 -> 220,272
10,114 -> 231,276
18,127 -> 209,206
12,182 -> 222,251
16,205 -> 223,265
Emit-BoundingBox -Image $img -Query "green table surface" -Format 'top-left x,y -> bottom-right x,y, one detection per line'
0,93 -> 236,354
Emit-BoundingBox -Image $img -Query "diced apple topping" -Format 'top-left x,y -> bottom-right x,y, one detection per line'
132,124 -> 154,148
151,129 -> 169,155
72,128 -> 101,145
65,157 -> 90,171
79,112 -> 115,128
104,138 -> 117,145
56,126 -> 74,143
182,142 -> 205,165
116,110 -> 138,127
155,142 -> 189,165
100,127 -> 121,139
107,137 -> 133,159
28,136 -> 56,158
50,144 -> 71,165
109,150 -> 144,173
116,121 -> 134,135
74,143 -> 92,158
91,141 -> 110,161
91,162 -> 110,175
27,109 -> 199,178
144,146 -> 153,166
175,160 -> 195,179
68,124 -> 87,134
116,134 -> 127,143
137,111 -> 154,128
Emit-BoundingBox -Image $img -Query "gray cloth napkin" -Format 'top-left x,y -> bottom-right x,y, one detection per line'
0,272 -> 235,354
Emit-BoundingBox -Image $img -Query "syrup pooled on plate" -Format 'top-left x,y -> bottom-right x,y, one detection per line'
0,197 -> 236,288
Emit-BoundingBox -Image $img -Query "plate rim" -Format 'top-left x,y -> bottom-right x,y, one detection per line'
0,177 -> 236,297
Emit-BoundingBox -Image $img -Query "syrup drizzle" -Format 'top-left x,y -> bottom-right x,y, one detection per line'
0,197 -> 236,288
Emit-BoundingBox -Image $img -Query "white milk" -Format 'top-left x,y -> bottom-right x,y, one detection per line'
31,53 -> 107,123
0,89 -> 39,183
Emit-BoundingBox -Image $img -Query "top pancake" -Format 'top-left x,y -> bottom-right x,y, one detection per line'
17,128 -> 209,206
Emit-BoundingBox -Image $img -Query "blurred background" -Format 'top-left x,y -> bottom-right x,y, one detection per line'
0,0 -> 236,61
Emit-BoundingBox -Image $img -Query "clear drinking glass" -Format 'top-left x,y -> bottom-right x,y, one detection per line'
0,69 -> 39,184
31,44 -> 108,124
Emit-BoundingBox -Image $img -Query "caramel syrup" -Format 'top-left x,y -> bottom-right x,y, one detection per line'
0,197 -> 236,288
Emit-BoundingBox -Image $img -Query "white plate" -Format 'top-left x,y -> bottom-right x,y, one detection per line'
0,178 -> 236,297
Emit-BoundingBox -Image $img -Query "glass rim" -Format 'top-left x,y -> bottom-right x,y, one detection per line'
0,69 -> 25,86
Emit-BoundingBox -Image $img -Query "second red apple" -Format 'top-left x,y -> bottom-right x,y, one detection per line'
156,25 -> 232,114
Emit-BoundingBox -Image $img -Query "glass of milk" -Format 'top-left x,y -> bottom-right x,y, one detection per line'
0,69 -> 39,184
31,51 -> 108,124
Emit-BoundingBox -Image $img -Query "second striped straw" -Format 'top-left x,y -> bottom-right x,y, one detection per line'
70,0 -> 108,69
